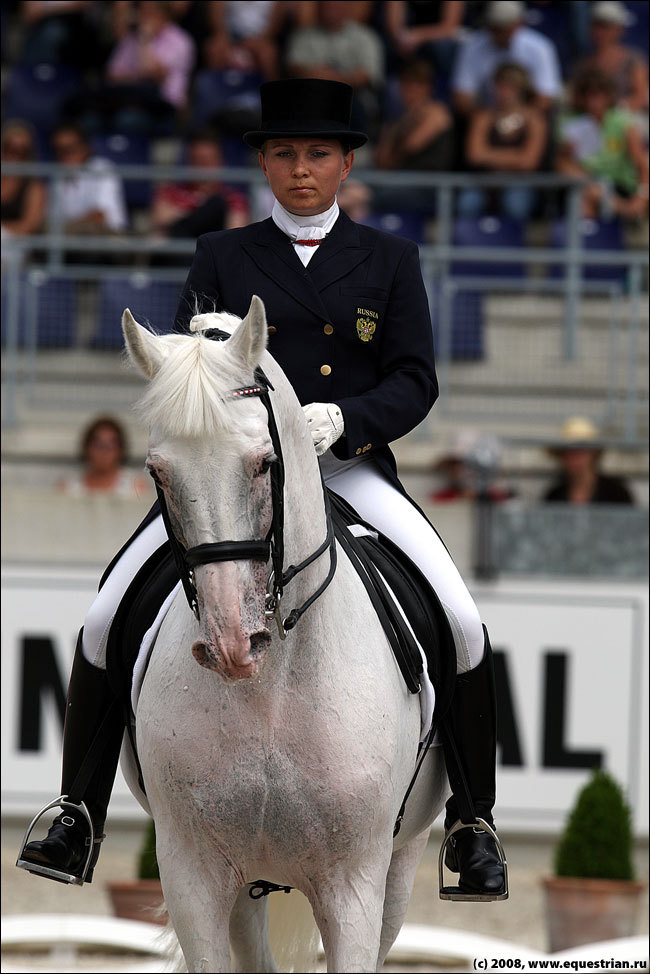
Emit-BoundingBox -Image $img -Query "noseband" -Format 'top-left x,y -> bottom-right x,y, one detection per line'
155,329 -> 337,639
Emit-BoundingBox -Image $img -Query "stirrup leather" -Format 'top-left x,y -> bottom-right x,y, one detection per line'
16,795 -> 99,886
438,817 -> 509,902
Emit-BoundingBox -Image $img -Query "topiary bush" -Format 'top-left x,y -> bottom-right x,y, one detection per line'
554,769 -> 635,881
137,819 -> 160,880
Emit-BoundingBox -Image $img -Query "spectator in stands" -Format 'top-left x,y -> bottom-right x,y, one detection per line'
337,178 -> 374,222
72,0 -> 195,136
556,68 -> 649,221
458,62 -> 547,220
430,430 -> 515,503
150,129 -> 249,242
375,59 -> 455,171
542,416 -> 634,505
1,120 -> 47,243
18,1 -> 107,71
575,1 -> 648,115
285,0 -> 385,140
201,1 -> 283,78
49,123 -> 128,234
58,416 -> 149,498
385,1 -> 465,79
452,0 -> 562,116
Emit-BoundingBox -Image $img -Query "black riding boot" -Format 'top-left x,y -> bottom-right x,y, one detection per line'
17,630 -> 124,885
441,627 -> 507,899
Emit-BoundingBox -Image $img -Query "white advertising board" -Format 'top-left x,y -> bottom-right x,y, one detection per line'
2,565 -> 648,835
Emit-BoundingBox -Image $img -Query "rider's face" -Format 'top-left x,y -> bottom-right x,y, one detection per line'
259,138 -> 353,216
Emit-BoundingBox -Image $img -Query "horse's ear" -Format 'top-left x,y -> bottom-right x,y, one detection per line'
228,295 -> 268,369
122,309 -> 167,379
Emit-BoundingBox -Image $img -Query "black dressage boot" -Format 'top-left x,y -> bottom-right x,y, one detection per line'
16,630 -> 124,885
440,627 -> 508,901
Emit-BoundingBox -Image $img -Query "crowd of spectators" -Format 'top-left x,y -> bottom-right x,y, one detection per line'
1,0 -> 648,248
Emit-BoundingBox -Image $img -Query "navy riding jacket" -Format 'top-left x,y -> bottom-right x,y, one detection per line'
173,210 -> 438,489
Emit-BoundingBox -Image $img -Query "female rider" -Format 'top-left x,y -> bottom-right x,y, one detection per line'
19,79 -> 505,900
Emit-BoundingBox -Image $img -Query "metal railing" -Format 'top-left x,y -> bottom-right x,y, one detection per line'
2,163 -> 648,442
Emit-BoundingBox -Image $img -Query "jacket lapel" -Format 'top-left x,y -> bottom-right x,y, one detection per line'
242,218 -> 331,320
308,211 -> 372,291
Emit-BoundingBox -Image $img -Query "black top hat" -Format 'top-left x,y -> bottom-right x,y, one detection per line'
243,78 -> 368,150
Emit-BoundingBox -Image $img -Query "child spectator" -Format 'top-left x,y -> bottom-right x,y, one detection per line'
458,62 -> 547,220
452,0 -> 562,116
556,68 -> 649,221
1,120 -> 47,242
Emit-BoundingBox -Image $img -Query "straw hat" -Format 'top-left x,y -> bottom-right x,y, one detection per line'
549,417 -> 602,453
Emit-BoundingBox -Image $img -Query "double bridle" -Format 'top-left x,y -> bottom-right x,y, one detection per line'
155,329 -> 337,640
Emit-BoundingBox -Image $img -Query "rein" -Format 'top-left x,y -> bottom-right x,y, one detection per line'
155,328 -> 337,639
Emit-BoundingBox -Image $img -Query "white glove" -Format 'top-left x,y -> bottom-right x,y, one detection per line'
302,402 -> 345,456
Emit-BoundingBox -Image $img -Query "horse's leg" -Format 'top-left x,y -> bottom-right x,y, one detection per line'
309,855 -> 391,974
156,843 -> 238,973
229,888 -> 278,974
376,830 -> 430,972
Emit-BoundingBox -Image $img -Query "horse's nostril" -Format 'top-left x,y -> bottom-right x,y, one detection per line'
250,630 -> 271,654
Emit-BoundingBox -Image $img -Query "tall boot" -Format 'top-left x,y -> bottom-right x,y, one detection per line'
440,626 -> 507,899
17,629 -> 125,885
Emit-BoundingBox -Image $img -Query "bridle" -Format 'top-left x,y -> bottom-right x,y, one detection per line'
154,328 -> 337,640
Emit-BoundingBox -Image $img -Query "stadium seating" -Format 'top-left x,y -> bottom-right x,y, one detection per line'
191,68 -> 264,129
91,133 -> 152,210
452,216 -> 526,278
362,210 -> 427,244
92,276 -> 182,348
1,274 -> 77,348
549,218 -> 627,283
431,285 -> 484,361
622,1 -> 649,56
3,62 -> 81,157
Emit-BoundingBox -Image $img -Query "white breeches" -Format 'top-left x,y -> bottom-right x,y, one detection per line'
322,458 -> 485,674
81,457 -> 484,673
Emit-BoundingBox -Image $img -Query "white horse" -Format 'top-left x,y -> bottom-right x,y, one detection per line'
121,296 -> 449,973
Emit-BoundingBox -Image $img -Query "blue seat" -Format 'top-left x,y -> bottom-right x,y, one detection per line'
549,218 -> 627,283
622,2 -> 649,57
191,68 -> 264,128
431,286 -> 484,361
93,277 -> 182,348
452,217 -> 526,278
363,210 -> 427,244
3,62 -> 81,156
1,274 -> 77,348
91,133 -> 152,209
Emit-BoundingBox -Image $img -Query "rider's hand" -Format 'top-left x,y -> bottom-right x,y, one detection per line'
302,402 -> 345,456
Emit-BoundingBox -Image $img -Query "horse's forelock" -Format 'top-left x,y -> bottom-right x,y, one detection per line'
135,329 -> 254,439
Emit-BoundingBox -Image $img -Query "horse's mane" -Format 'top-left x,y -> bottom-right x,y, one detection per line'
133,312 -> 255,439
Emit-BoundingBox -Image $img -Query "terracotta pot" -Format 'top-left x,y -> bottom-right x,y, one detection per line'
106,879 -> 168,926
543,876 -> 645,952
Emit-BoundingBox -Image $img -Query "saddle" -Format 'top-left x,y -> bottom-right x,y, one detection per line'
106,490 -> 456,741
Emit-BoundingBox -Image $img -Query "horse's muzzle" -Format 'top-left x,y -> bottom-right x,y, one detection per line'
192,629 -> 271,680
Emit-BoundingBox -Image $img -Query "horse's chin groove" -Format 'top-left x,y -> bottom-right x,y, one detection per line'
191,638 -> 269,680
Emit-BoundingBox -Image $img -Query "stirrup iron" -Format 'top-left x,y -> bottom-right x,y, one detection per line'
438,817 -> 509,902
16,795 -> 96,886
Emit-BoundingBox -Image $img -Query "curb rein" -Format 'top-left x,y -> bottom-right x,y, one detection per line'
155,329 -> 337,640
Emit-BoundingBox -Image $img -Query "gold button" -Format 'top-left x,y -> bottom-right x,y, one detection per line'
356,448 -> 362,455
267,325 -> 277,335
323,323 -> 334,335
320,364 -> 332,376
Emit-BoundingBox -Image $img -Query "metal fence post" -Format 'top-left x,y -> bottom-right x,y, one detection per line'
2,247 -> 23,427
624,263 -> 643,444
563,183 -> 583,361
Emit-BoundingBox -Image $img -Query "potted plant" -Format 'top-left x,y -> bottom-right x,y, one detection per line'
543,769 -> 645,952
107,819 -> 167,925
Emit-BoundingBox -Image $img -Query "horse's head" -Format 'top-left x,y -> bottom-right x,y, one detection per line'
123,296 -> 277,682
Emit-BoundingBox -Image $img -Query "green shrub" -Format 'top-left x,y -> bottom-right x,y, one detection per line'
554,770 -> 635,881
137,819 -> 160,880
